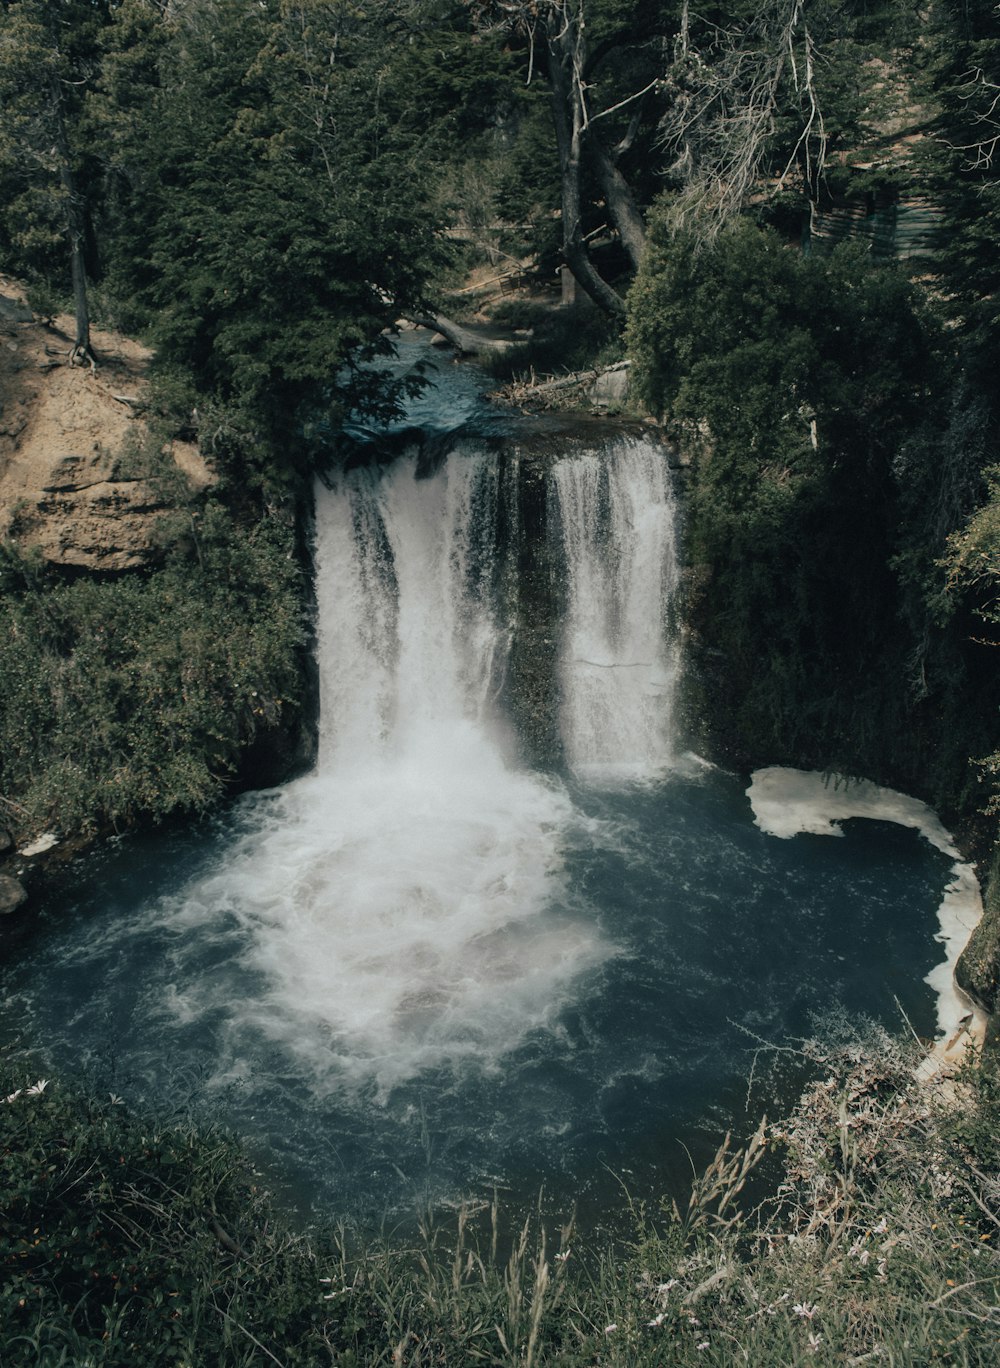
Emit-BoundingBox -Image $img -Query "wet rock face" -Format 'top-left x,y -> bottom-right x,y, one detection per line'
955,860 -> 1000,1053
956,915 -> 1000,1016
504,450 -> 565,770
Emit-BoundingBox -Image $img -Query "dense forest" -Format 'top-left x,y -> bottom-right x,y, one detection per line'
2,0 -> 1000,1362
0,0 -> 997,826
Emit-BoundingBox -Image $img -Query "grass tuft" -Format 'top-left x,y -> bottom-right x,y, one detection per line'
2,1026 -> 998,1365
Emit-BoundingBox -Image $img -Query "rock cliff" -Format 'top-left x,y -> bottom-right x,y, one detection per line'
0,275 -> 212,570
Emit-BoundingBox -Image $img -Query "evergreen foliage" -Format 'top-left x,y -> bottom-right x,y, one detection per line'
0,0 -> 113,354
626,218 -> 988,795
98,1 -> 454,485
927,0 -> 1000,382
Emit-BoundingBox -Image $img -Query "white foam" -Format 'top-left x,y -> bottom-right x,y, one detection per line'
20,832 -> 58,857
747,767 -> 985,1047
158,452 -> 612,1097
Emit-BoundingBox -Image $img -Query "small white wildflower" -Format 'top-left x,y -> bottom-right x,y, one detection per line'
108,1093 -> 123,1106
696,1341 -> 709,1351
647,1313 -> 665,1327
808,1332 -> 823,1353
555,1250 -> 571,1262
603,1324 -> 617,1335
872,1217 -> 888,1235
793,1302 -> 818,1320
3,1090 -> 22,1104
26,1080 -> 48,1096
877,1259 -> 887,1281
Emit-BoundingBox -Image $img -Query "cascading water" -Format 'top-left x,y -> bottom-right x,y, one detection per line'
164,447 -> 611,1098
551,436 -> 681,775
1,352 -> 958,1222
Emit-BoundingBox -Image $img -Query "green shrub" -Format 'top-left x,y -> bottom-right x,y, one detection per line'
0,505 -> 305,837
0,1055 -> 327,1366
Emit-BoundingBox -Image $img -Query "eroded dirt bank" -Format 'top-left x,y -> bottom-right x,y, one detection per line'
0,276 -> 211,571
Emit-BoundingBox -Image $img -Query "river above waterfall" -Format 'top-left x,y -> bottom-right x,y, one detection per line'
0,341 -> 964,1228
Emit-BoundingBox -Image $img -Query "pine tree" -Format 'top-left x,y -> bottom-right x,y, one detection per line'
928,0 -> 1000,389
0,0 -> 112,362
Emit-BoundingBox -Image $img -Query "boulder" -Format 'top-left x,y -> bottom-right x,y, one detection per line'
0,873 -> 28,916
588,363 -> 630,409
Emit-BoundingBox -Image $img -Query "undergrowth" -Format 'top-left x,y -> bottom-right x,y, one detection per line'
2,1024 -> 998,1365
0,503 -> 305,837
477,299 -> 622,384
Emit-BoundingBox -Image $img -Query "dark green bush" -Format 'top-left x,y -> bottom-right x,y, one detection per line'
0,505 -> 304,836
0,1056 -> 329,1366
626,217 -> 1000,804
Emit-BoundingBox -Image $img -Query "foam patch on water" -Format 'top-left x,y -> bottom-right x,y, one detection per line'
747,767 -> 985,1044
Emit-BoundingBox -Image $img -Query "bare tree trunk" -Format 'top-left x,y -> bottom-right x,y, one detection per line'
546,26 -> 626,318
590,134 -> 646,271
52,83 -> 93,365
62,163 -> 92,359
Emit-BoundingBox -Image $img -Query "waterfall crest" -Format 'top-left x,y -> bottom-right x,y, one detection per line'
315,449 -> 510,766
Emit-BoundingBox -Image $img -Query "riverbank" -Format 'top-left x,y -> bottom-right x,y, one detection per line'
3,1019 -> 997,1366
0,278 -> 312,896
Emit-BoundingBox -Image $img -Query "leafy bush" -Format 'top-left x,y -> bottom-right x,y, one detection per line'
0,505 -> 305,836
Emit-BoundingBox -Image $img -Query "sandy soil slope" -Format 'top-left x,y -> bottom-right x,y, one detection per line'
0,275 -> 211,571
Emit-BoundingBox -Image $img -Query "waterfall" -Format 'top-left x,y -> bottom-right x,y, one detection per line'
6,378 -> 959,1224
551,434 -> 681,776
7,399 -> 963,1220
153,434 -> 680,1097
314,449 -> 510,766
